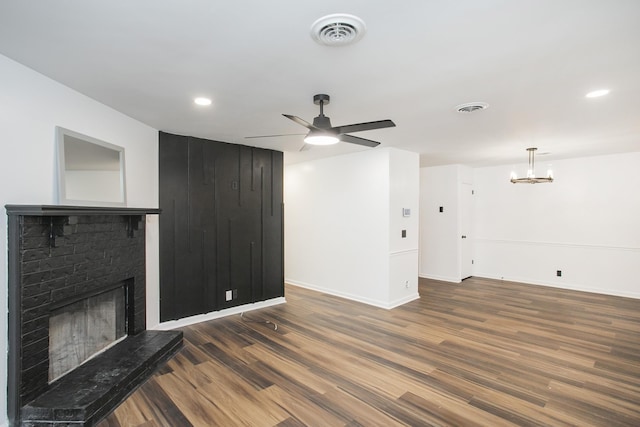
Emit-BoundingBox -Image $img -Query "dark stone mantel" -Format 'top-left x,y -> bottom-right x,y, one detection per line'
5,204 -> 161,216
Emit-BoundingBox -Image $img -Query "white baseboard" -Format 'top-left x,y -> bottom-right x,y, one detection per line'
286,280 -> 419,309
154,297 -> 286,330
387,293 -> 421,309
419,273 -> 461,284
475,274 -> 640,300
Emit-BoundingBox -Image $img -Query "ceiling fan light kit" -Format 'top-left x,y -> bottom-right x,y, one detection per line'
304,132 -> 339,146
510,147 -> 554,184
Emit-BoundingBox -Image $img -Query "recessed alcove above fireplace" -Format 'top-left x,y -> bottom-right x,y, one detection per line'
6,205 -> 182,426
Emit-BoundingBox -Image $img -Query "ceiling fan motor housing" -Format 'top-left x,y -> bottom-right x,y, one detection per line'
312,115 -> 332,129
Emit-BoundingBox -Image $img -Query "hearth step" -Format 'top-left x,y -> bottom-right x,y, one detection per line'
21,330 -> 183,427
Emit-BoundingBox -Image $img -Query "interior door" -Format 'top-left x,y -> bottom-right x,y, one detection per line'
460,183 -> 473,280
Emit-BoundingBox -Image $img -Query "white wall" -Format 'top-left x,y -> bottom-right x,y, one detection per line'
473,152 -> 640,298
285,148 -> 419,308
0,54 -> 159,425
419,164 -> 474,282
388,149 -> 420,305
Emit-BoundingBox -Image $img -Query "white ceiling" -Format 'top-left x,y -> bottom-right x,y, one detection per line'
1,0 -> 639,167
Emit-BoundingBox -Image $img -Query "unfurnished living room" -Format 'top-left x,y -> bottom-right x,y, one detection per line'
1,1 -> 639,426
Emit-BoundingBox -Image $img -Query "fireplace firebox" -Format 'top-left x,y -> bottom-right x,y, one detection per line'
6,205 -> 182,426
48,282 -> 128,383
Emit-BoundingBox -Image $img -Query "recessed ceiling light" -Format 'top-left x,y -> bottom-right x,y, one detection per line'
194,97 -> 212,106
585,89 -> 610,98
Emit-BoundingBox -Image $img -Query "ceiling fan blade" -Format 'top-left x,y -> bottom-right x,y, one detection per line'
245,133 -> 305,139
334,119 -> 395,134
340,134 -> 381,148
283,114 -> 316,130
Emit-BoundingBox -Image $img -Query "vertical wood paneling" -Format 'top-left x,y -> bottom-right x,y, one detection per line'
263,150 -> 284,300
159,132 -> 283,322
159,133 -> 187,321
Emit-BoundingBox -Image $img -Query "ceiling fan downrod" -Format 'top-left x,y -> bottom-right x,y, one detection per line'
313,94 -> 331,117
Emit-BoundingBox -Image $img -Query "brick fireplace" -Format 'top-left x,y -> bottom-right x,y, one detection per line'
6,205 -> 182,426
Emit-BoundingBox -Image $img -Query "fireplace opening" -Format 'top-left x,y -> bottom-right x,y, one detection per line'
48,284 -> 128,382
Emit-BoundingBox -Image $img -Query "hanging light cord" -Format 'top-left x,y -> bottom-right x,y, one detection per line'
240,312 -> 278,331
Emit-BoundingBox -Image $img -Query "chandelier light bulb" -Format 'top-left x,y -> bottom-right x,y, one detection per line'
546,168 -> 554,179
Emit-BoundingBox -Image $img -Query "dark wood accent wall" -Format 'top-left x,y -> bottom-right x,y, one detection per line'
159,132 -> 284,321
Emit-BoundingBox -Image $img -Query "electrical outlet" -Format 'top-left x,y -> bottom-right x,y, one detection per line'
225,290 -> 232,301
233,289 -> 238,299
405,280 -> 410,289
557,270 -> 562,277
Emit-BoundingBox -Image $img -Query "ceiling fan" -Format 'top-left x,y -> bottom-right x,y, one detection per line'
246,94 -> 395,149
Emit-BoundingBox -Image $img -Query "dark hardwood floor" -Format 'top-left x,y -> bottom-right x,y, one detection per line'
98,277 -> 640,426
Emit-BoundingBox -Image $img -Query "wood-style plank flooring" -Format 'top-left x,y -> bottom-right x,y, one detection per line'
99,277 -> 640,426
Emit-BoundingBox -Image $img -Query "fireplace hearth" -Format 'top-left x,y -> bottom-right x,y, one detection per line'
6,205 -> 182,426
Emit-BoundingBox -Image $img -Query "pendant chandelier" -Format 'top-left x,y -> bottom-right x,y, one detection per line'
510,148 -> 553,184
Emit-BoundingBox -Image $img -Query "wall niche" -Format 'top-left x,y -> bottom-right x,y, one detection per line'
159,132 -> 284,321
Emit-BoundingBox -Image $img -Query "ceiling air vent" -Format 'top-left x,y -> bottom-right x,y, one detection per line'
455,102 -> 489,113
310,14 -> 366,46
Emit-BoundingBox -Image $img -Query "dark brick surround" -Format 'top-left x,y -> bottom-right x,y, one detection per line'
6,205 -> 163,426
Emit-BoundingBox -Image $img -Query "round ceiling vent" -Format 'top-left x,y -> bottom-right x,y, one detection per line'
455,102 -> 490,113
310,14 -> 366,46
